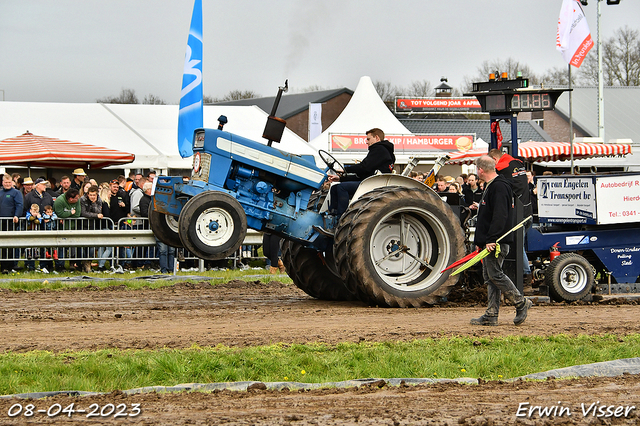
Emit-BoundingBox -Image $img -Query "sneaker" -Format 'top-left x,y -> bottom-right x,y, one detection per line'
41,268 -> 49,274
470,315 -> 498,326
514,299 -> 533,326
177,250 -> 186,263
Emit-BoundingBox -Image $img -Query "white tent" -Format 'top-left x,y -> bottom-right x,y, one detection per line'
0,102 -> 319,172
309,76 -> 413,164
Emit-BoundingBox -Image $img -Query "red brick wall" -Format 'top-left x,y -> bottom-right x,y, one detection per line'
286,93 -> 352,141
518,110 -> 587,142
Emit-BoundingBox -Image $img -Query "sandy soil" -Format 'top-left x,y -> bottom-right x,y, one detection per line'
1,279 -> 639,424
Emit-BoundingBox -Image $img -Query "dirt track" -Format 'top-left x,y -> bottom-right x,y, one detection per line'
1,279 -> 640,424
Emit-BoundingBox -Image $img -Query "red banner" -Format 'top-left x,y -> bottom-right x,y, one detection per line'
396,97 -> 481,113
331,134 -> 474,152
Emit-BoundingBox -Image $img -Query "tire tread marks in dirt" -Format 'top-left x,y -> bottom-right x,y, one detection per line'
282,240 -> 356,301
343,187 -> 465,307
545,252 -> 595,302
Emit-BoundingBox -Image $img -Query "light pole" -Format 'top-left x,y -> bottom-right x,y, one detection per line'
597,0 -> 605,141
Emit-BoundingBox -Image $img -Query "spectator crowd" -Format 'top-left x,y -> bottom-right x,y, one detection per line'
0,169 -> 173,274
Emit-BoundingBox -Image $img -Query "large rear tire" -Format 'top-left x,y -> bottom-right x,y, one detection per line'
148,206 -> 183,248
545,253 -> 594,302
178,192 -> 247,260
337,187 -> 465,307
281,240 -> 357,301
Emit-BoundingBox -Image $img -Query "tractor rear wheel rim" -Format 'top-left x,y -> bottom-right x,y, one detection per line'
369,207 -> 448,290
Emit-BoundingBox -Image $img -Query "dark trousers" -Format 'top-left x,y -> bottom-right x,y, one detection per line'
482,244 -> 525,317
262,233 -> 281,266
329,181 -> 360,217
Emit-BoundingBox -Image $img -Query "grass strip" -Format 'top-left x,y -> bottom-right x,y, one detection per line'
1,334 -> 639,394
0,269 -> 292,292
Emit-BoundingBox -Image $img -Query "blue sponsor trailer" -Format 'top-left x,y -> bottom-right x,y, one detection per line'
527,173 -> 640,301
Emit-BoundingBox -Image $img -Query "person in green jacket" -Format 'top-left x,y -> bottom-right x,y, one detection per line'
53,188 -> 81,226
53,188 -> 81,270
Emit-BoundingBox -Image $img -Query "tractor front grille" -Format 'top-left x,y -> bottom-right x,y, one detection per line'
192,152 -> 211,183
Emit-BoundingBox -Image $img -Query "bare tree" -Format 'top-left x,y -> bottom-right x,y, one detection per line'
604,26 -> 640,86
460,58 -> 541,92
142,94 -> 166,105
541,66 -> 577,86
373,80 -> 401,103
211,90 -> 261,103
96,88 -> 139,104
579,26 -> 640,86
295,84 -> 328,93
406,80 -> 433,97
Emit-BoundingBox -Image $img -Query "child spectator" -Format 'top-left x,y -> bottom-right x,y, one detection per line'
24,203 -> 42,263
42,205 -> 58,261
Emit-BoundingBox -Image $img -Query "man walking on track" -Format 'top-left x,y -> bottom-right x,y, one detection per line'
471,155 -> 532,326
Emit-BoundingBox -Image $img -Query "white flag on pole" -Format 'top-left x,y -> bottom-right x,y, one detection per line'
556,0 -> 594,68
308,103 -> 322,141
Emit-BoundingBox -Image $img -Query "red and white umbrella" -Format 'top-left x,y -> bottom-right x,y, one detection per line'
446,141 -> 632,165
0,131 -> 135,169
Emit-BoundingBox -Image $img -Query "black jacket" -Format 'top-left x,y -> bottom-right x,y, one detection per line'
341,140 -> 395,182
108,188 -> 131,223
495,154 -> 532,218
474,175 -> 515,247
23,189 -> 54,217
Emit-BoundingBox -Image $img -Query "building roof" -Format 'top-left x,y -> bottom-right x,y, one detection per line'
213,88 -> 354,119
554,86 -> 640,143
399,118 -> 553,144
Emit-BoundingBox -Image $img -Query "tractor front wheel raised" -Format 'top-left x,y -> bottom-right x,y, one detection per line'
337,187 -> 465,307
178,192 -> 247,260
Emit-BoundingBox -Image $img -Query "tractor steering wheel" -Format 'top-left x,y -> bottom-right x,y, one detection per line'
319,150 -> 345,175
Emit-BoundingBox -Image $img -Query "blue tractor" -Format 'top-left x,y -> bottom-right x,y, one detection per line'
149,86 -> 465,307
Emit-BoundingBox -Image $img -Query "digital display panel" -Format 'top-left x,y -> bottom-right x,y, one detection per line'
510,93 -> 553,111
485,95 -> 506,111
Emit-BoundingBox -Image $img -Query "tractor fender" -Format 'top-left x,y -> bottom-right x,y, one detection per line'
319,174 -> 435,213
351,174 -> 436,203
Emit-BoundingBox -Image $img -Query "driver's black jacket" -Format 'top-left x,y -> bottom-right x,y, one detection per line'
340,140 -> 395,182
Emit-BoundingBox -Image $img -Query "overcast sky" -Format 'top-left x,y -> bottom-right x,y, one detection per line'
2,0 -> 640,104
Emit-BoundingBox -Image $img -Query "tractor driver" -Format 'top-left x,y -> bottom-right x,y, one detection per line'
316,128 -> 395,237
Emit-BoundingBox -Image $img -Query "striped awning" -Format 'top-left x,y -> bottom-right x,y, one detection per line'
446,141 -> 632,165
0,131 -> 135,169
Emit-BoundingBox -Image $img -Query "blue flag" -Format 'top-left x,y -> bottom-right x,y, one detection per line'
177,0 -> 203,158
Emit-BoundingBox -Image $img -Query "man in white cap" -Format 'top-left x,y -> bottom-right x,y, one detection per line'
70,168 -> 87,191
23,178 -> 54,217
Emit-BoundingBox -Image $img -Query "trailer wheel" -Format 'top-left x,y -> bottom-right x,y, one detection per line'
178,192 -> 247,260
338,187 -> 465,307
545,253 -> 594,302
148,207 -> 183,248
281,240 -> 356,301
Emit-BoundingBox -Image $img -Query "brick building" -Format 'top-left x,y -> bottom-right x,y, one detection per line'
213,88 -> 353,141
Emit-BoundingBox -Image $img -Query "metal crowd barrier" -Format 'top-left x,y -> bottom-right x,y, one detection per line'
0,217 -> 264,273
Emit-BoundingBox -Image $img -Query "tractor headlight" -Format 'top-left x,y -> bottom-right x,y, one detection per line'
194,131 -> 205,149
